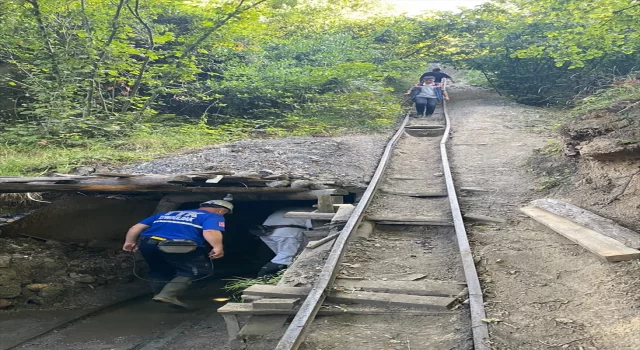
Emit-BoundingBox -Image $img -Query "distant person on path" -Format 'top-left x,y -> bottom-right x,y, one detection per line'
253,208 -> 312,278
407,76 -> 449,117
122,200 -> 233,308
420,68 -> 455,84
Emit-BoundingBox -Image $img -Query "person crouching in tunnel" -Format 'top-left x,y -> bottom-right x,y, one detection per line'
407,76 -> 449,117
122,200 -> 233,308
254,208 -> 312,278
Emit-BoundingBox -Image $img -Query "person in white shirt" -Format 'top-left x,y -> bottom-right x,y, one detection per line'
256,208 -> 312,277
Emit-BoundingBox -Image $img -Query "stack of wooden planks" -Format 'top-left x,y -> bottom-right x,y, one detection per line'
218,278 -> 466,341
521,198 -> 640,262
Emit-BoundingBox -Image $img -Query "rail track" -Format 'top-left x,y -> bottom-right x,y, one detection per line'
269,84 -> 489,349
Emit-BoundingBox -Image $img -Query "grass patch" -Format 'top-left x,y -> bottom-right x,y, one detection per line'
0,124 -> 247,176
0,107 -> 400,176
223,272 -> 283,301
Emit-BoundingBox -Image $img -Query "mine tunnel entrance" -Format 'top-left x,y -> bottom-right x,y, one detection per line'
175,199 -> 321,278
0,191 -> 355,307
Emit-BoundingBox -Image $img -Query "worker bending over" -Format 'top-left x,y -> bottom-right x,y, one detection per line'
122,200 -> 233,308
255,208 -> 312,278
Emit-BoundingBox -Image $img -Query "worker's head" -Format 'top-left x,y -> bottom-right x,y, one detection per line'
199,200 -> 233,215
422,76 -> 435,83
432,68 -> 441,72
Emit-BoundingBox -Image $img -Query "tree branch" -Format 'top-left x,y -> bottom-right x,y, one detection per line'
25,0 -> 62,87
83,0 -> 129,119
137,0 -> 269,116
121,0 -> 154,113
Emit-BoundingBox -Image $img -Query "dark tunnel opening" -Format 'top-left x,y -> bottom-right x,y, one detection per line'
177,200 -> 318,278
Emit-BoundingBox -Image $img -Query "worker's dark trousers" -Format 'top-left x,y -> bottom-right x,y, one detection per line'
414,97 -> 438,116
138,238 -> 212,279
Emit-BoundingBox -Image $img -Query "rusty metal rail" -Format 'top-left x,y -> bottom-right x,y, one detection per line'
274,80 -> 489,350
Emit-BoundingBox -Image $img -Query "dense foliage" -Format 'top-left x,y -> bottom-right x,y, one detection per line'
435,0 -> 640,104
1,0 -> 638,175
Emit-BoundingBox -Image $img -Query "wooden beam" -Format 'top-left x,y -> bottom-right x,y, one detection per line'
0,176 -> 91,183
253,298 -> 300,310
380,190 -> 448,197
334,279 -> 465,297
306,234 -> 339,249
284,211 -> 335,220
222,315 -> 240,340
242,285 -> 454,310
218,303 -> 454,316
463,213 -> 506,224
238,315 -> 288,336
331,204 -> 355,223
375,221 -> 453,226
521,206 -> 640,262
317,194 -> 335,213
367,215 -> 453,226
530,198 -> 640,249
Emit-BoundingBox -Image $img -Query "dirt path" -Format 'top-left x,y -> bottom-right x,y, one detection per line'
448,86 -> 640,349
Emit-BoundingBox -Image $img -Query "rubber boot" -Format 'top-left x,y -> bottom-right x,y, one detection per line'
152,276 -> 191,308
150,279 -> 166,296
257,262 -> 287,278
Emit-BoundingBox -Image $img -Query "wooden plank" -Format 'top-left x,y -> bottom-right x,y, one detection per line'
222,314 -> 240,340
306,234 -> 339,249
218,303 -> 454,316
253,298 -> 300,310
0,176 -> 90,183
367,215 -> 451,223
284,211 -> 335,220
334,279 -> 465,297
530,198 -> 640,249
521,206 -> 640,262
274,115 -> 411,350
329,291 -> 454,310
331,204 -> 355,223
205,175 -> 225,184
243,285 -> 310,298
238,315 -> 287,336
463,213 -> 506,224
380,190 -> 448,198
243,285 -> 455,309
317,194 -> 335,213
374,220 -> 453,226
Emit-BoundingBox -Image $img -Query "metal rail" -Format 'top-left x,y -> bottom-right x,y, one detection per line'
275,81 -> 491,350
274,112 -> 411,350
440,98 -> 490,349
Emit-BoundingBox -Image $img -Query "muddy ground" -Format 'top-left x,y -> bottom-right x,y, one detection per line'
448,86 -> 640,349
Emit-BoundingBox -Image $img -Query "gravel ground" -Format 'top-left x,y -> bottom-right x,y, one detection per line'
121,135 -> 390,187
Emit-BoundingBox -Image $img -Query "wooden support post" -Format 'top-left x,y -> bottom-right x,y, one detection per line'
222,314 -> 241,340
317,194 -> 335,213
